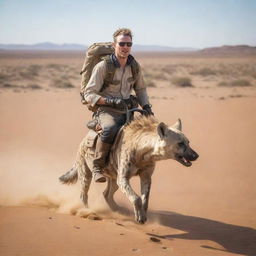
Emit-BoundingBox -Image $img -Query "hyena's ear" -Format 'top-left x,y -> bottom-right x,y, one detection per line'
172,119 -> 182,131
157,122 -> 169,139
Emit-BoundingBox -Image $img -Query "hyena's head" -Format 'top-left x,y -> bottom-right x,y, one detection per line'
156,119 -> 199,166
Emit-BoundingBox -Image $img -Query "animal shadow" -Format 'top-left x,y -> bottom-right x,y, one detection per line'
148,211 -> 256,256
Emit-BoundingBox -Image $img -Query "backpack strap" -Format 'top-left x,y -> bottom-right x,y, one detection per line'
101,55 -> 117,92
130,58 -> 140,83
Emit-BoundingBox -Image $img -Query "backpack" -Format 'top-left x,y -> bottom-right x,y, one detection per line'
80,42 -> 140,107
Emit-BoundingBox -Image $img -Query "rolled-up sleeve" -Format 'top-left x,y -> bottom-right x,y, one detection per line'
83,61 -> 106,107
133,65 -> 150,107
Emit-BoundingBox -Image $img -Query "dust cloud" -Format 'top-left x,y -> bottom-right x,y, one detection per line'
0,149 -> 113,216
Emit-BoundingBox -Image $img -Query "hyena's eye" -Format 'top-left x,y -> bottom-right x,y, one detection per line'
178,142 -> 185,147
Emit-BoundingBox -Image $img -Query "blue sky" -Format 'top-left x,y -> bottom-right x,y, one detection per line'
0,0 -> 255,48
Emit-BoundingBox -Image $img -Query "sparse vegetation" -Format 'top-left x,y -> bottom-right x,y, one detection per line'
26,84 -> 42,89
0,73 -> 10,80
145,79 -> 156,87
46,64 -> 64,70
218,81 -> 229,87
151,72 -> 168,81
230,79 -> 251,87
1,51 -> 256,99
218,79 -> 252,87
160,65 -> 178,75
229,94 -> 243,98
18,65 -> 41,79
171,76 -> 193,87
0,83 -> 43,90
190,67 -> 217,76
28,64 -> 41,74
51,79 -> 74,88
0,83 -> 19,88
251,72 -> 256,79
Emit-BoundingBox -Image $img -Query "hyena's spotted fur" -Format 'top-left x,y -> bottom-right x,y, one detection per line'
59,116 -> 198,224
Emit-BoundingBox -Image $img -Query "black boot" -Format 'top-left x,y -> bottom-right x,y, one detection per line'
92,139 -> 112,183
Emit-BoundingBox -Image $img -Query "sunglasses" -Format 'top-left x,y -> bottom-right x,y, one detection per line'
117,42 -> 133,47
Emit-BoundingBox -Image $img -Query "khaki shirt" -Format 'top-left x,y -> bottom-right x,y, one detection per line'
83,60 -> 149,107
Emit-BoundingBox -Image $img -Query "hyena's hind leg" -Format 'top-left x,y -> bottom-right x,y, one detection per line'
76,155 -> 92,208
103,178 -> 119,211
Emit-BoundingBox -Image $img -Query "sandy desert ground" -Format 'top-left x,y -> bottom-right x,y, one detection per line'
0,51 -> 256,256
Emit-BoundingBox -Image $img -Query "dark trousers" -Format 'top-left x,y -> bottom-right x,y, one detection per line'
97,109 -> 127,144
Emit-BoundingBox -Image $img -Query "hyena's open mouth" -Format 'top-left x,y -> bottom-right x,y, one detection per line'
175,154 -> 192,167
175,149 -> 199,167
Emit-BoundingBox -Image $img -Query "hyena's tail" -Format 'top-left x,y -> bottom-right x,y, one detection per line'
59,166 -> 78,185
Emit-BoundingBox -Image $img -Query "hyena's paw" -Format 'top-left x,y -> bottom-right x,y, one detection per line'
77,208 -> 102,220
76,207 -> 92,218
134,198 -> 147,224
136,212 -> 147,224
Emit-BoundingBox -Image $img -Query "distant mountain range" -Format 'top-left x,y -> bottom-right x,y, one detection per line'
0,42 -> 197,52
0,42 -> 85,51
200,45 -> 256,54
132,44 -> 197,52
0,42 -> 255,54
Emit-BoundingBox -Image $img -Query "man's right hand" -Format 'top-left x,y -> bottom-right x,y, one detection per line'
104,97 -> 126,110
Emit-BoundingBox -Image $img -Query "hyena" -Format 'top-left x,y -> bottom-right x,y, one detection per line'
59,116 -> 199,224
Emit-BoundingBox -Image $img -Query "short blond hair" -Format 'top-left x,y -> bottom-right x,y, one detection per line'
113,28 -> 133,42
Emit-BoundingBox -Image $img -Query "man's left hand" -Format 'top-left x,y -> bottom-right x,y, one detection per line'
142,104 -> 154,116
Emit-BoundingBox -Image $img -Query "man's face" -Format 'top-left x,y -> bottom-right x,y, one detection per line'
113,35 -> 132,59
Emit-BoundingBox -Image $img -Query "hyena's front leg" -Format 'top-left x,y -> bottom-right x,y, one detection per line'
139,166 -> 154,221
117,158 -> 145,223
117,175 -> 146,224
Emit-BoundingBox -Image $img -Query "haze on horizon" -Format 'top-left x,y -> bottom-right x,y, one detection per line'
0,0 -> 255,48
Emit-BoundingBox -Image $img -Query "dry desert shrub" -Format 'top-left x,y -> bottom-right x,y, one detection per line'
190,67 -> 217,76
218,63 -> 256,78
234,63 -> 256,78
45,64 -> 76,81
0,67 -> 17,81
143,66 -> 169,81
46,63 -> 64,71
0,73 -> 10,81
26,84 -> 42,90
28,64 -> 41,73
188,62 -> 256,80
0,67 -> 16,83
218,79 -> 252,87
230,79 -> 251,87
229,94 -> 243,98
19,64 -> 41,79
142,72 -> 156,87
141,70 -> 160,87
145,79 -> 156,87
0,82 -> 42,90
151,72 -> 168,80
0,83 -> 20,89
157,64 -> 189,76
51,78 -> 74,88
171,76 -> 193,87
46,64 -> 71,73
218,81 -> 229,87
250,72 -> 256,79
160,65 -> 177,75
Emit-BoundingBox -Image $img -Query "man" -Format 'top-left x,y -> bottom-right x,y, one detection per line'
83,28 -> 153,183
